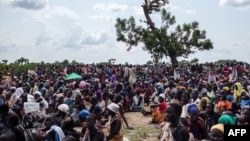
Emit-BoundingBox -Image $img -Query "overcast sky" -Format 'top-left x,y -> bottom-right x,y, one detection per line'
0,0 -> 250,64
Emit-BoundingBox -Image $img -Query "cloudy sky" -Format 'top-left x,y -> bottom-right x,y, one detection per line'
0,0 -> 249,64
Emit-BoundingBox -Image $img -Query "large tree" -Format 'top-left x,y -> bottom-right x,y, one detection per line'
115,0 -> 213,66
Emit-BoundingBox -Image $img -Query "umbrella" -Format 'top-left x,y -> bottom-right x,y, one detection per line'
65,73 -> 82,80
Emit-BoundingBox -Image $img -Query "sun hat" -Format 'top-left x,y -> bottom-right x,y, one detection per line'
107,103 -> 119,113
58,104 -> 69,114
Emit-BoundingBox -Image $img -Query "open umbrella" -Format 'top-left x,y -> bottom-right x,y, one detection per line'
65,73 -> 82,80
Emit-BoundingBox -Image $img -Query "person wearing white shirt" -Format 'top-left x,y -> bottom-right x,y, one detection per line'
190,90 -> 201,108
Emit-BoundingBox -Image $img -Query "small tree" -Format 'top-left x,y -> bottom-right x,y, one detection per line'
115,0 -> 213,67
108,58 -> 116,64
2,60 -> 8,65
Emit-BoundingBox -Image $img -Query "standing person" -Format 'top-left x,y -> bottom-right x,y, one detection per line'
159,103 -> 189,141
174,65 -> 181,81
105,103 -> 123,141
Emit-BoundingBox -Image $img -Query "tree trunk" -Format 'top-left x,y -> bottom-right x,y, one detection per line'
170,54 -> 178,67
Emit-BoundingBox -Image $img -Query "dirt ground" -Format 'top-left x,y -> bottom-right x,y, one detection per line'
123,107 -> 160,141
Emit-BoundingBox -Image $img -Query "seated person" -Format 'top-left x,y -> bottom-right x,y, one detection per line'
55,104 -> 76,137
147,94 -> 167,124
33,115 -> 65,141
130,87 -> 144,111
79,109 -> 90,131
218,111 -> 236,125
105,103 -> 123,141
207,124 -> 224,141
82,114 -> 105,141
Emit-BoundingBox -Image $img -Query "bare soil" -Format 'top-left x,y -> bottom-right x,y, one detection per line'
122,107 -> 160,141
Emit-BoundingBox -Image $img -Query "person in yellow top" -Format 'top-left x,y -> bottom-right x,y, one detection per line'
198,96 -> 210,112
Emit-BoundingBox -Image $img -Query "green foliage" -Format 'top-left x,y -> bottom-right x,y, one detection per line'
214,59 -> 238,65
115,1 -> 213,66
190,58 -> 199,64
0,64 -> 6,72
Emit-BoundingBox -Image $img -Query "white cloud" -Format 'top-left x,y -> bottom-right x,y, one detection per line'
93,3 -> 128,12
185,9 -> 196,15
164,3 -> 180,10
80,31 -> 108,45
52,6 -> 80,21
133,6 -> 144,15
219,0 -> 250,8
88,14 -> 113,22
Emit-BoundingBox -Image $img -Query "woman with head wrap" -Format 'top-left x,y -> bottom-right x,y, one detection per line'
218,111 -> 237,125
187,104 -> 207,140
208,124 -> 224,141
198,96 -> 210,112
233,82 -> 246,102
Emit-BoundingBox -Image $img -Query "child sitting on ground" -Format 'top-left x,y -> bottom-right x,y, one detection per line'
146,93 -> 167,124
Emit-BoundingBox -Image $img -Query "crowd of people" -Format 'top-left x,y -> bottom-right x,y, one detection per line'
0,61 -> 250,141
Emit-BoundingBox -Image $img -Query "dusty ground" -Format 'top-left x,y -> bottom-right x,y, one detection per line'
122,107 -> 160,141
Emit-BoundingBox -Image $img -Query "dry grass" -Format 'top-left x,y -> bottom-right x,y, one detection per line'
123,124 -> 159,141
122,111 -> 160,141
